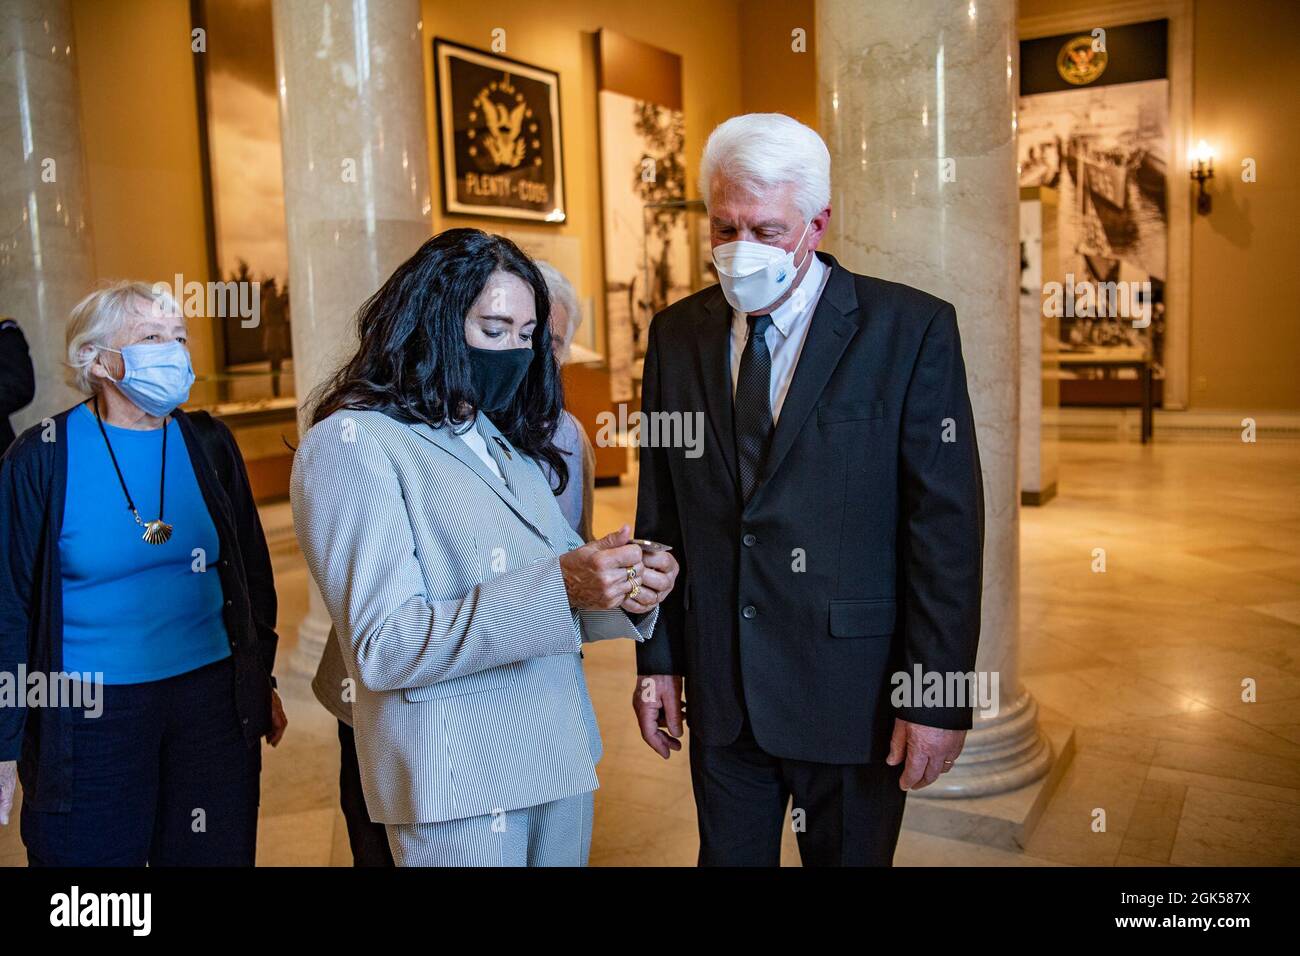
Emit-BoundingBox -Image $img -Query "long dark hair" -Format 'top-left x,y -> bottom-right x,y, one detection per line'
309,228 -> 568,493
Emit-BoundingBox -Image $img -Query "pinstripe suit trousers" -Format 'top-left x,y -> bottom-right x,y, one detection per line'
386,790 -> 593,867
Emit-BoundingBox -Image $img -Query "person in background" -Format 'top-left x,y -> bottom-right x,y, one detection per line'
0,281 -> 286,864
0,317 -> 36,450
534,260 -> 595,542
311,620 -> 394,866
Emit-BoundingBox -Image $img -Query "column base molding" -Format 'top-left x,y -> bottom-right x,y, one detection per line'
917,692 -> 1054,798
904,701 -> 1075,851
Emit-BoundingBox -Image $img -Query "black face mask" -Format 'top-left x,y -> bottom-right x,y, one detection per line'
467,345 -> 533,413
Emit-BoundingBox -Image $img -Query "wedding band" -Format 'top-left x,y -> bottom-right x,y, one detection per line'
626,567 -> 637,581
629,583 -> 641,597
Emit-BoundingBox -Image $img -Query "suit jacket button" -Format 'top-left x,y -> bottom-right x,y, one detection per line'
742,533 -> 756,547
742,604 -> 757,619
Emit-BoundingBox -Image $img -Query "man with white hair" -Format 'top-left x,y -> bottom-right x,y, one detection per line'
632,113 -> 984,866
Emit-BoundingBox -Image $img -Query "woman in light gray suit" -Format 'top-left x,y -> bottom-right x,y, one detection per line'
292,229 -> 678,866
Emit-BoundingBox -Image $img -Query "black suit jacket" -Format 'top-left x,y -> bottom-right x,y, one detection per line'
0,319 -> 35,450
634,253 -> 984,765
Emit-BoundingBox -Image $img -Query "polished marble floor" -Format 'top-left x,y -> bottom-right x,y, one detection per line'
2,438 -> 1297,866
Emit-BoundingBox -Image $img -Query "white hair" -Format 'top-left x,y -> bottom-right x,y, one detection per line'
65,280 -> 183,394
534,259 -> 582,359
699,113 -> 831,221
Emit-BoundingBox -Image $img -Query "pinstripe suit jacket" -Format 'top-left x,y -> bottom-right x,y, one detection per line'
291,408 -> 656,825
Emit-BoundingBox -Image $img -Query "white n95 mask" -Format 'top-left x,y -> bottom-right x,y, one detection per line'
711,220 -> 812,313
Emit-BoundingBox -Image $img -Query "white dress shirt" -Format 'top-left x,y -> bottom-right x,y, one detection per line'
729,252 -> 830,422
457,417 -> 503,480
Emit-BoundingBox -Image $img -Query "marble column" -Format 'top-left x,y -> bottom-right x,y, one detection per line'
818,0 -> 1053,797
0,0 -> 95,432
272,0 -> 432,676
1020,187 -> 1060,505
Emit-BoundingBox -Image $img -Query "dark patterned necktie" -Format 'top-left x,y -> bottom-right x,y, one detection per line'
734,313 -> 774,503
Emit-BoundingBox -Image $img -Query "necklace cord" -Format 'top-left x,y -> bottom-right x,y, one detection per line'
92,396 -> 167,523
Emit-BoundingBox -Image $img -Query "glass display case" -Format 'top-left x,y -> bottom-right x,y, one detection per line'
186,364 -> 298,424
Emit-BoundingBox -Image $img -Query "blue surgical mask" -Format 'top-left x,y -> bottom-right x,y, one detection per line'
101,341 -> 195,416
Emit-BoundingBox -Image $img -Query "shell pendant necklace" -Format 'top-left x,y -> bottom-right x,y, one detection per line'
93,396 -> 173,545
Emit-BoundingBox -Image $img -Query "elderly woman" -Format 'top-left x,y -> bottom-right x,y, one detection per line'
533,260 -> 596,543
0,281 -> 286,866
293,229 -> 677,866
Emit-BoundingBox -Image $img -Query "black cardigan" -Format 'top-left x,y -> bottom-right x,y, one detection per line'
0,405 -> 279,811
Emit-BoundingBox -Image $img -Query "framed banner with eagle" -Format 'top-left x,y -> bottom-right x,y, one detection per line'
433,39 -> 566,223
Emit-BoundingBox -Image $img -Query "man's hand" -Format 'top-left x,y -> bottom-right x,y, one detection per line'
633,674 -> 684,759
886,718 -> 967,790
0,760 -> 16,825
621,548 -> 679,615
560,525 -> 646,610
266,690 -> 288,747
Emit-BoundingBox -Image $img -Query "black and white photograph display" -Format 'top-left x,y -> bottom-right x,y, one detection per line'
1018,19 -> 1170,390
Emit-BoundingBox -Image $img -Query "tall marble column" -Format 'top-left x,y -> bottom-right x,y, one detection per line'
0,0 -> 95,431
818,0 -> 1053,798
272,0 -> 432,676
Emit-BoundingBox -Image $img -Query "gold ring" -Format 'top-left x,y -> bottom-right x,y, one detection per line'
629,583 -> 641,598
626,567 -> 637,581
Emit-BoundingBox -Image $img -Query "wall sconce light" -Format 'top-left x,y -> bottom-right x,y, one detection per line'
1189,139 -> 1214,215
